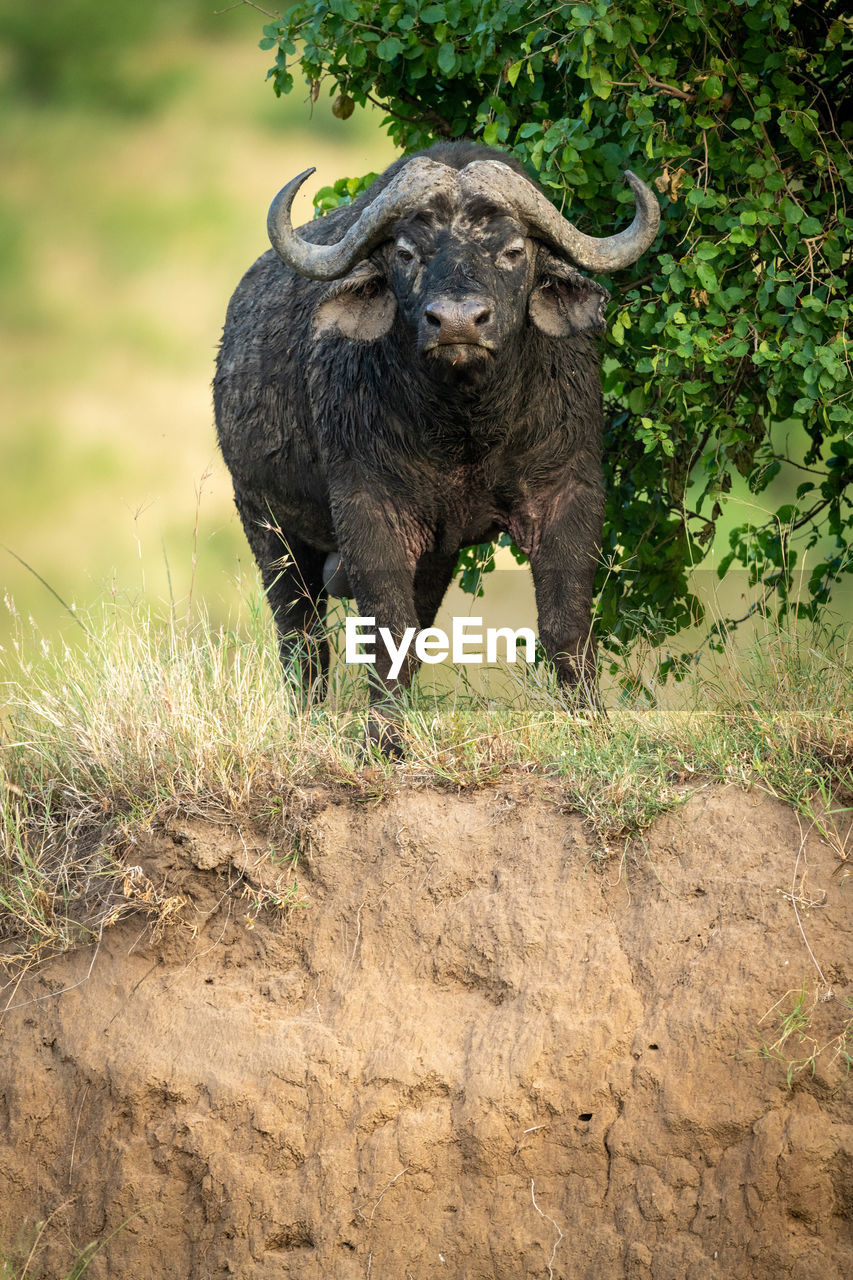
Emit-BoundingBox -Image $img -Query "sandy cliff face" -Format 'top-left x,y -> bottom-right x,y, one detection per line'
1,784 -> 851,1279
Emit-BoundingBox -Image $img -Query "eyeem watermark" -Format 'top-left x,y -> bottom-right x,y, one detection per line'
345,616 -> 536,679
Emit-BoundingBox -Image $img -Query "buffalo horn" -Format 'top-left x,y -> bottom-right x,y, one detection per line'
269,155 -> 660,280
267,157 -> 460,280
459,159 -> 660,272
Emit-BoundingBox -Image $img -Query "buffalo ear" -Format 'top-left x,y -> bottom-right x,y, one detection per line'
529,250 -> 610,337
313,260 -> 396,341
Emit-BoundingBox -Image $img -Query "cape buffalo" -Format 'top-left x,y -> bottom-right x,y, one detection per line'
214,141 -> 659,748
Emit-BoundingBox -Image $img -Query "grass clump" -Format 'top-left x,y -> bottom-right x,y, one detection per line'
756,981 -> 853,1088
1,590 -> 851,972
0,1201 -> 145,1280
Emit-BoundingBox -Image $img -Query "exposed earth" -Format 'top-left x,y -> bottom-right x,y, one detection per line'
1,783 -> 851,1278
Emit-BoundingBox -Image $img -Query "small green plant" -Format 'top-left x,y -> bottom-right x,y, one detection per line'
244,874 -> 307,924
1,1207 -> 101,1280
756,982 -> 853,1086
243,842 -> 308,923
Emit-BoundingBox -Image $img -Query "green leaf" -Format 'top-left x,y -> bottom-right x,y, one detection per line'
588,62 -> 612,99
376,36 -> 403,60
437,42 -> 458,75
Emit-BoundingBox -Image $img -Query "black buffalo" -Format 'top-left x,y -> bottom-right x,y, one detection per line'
214,141 -> 659,746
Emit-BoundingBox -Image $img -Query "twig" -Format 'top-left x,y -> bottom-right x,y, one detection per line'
356,1167 -> 409,1226
364,91 -> 437,131
506,5 -> 568,36
352,901 -> 364,963
368,1167 -> 409,1224
2,921 -> 104,1014
398,88 -> 454,138
187,465 -> 213,623
531,1179 -> 563,1280
791,820 -> 828,987
2,545 -> 93,638
221,0 -> 279,17
68,1083 -> 91,1188
629,47 -> 696,101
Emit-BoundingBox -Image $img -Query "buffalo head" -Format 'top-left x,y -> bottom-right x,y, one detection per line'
266,155 -> 659,381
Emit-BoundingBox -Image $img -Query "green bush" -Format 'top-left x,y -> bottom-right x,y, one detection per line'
258,0 -> 851,664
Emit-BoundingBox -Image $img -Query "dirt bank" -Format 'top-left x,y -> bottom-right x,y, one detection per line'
1,783 -> 851,1279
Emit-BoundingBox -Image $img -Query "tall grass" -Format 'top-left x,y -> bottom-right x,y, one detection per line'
1,588 -> 851,974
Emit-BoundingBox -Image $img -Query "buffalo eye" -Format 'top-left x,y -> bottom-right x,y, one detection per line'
498,242 -> 526,269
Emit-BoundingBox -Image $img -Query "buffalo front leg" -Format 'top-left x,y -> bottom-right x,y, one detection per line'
332,491 -> 426,753
413,551 -> 458,630
528,477 -> 604,703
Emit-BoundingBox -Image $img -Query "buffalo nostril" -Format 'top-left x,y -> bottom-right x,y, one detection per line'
424,298 -> 492,343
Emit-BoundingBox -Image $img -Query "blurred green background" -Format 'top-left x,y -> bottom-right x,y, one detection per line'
0,1 -> 847,676
0,0 -> 397,646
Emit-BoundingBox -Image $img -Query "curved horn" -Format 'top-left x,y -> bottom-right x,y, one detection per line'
459,160 -> 660,272
267,158 -> 461,281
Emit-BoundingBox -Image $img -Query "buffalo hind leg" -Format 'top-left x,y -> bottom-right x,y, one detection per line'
528,478 -> 604,708
233,490 -> 330,695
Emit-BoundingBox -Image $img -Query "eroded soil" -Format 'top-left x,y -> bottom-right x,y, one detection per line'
1,783 -> 851,1278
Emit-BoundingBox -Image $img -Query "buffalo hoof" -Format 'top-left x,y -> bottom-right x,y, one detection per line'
322,552 -> 352,599
365,709 -> 407,759
560,679 -> 608,723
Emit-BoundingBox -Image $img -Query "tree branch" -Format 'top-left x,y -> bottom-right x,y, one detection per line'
365,91 -> 453,137
628,46 -> 696,101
